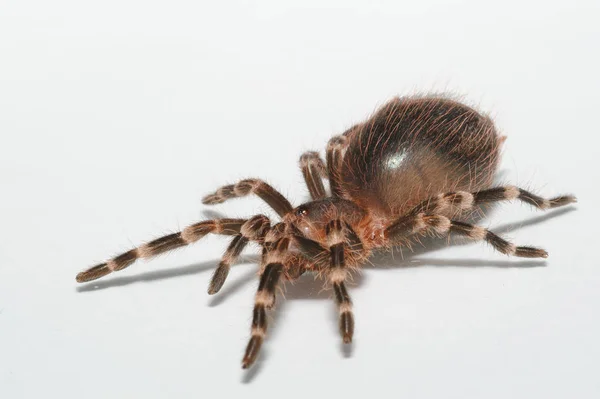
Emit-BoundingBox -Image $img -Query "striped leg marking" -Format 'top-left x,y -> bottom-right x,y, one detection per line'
76,219 -> 246,283
202,178 -> 293,217
386,213 -> 548,258
408,186 -> 577,216
326,219 -> 358,344
474,186 -> 577,210
208,215 -> 271,295
242,237 -> 290,369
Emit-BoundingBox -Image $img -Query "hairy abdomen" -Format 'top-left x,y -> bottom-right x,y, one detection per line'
340,96 -> 501,217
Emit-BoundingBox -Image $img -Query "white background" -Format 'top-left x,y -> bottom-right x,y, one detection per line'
1,1 -> 599,398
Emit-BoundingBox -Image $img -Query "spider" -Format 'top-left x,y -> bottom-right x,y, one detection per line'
76,95 -> 576,369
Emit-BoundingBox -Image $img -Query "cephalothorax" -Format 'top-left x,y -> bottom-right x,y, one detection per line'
76,95 -> 576,368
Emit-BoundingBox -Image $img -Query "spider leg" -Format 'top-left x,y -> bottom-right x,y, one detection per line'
407,186 -> 577,216
76,218 -> 250,283
208,215 -> 271,294
292,220 -> 365,343
202,178 -> 293,217
386,213 -> 548,258
326,135 -> 349,198
299,151 -> 327,200
325,219 -> 361,343
242,237 -> 290,369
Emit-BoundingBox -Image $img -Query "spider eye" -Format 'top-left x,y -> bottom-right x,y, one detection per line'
296,207 -> 309,217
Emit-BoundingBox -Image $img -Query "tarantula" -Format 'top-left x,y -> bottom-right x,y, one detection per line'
76,95 -> 576,369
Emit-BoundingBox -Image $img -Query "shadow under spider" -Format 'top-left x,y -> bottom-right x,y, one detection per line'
76,205 -> 575,381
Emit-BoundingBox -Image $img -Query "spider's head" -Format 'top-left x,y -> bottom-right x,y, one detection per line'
284,198 -> 365,242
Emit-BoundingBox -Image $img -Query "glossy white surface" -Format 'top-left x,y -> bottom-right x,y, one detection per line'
1,1 -> 598,398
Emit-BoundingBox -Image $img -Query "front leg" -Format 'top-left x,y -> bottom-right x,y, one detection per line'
208,215 -> 271,295
325,219 -> 360,343
292,220 -> 365,343
202,178 -> 293,217
241,237 -> 290,369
